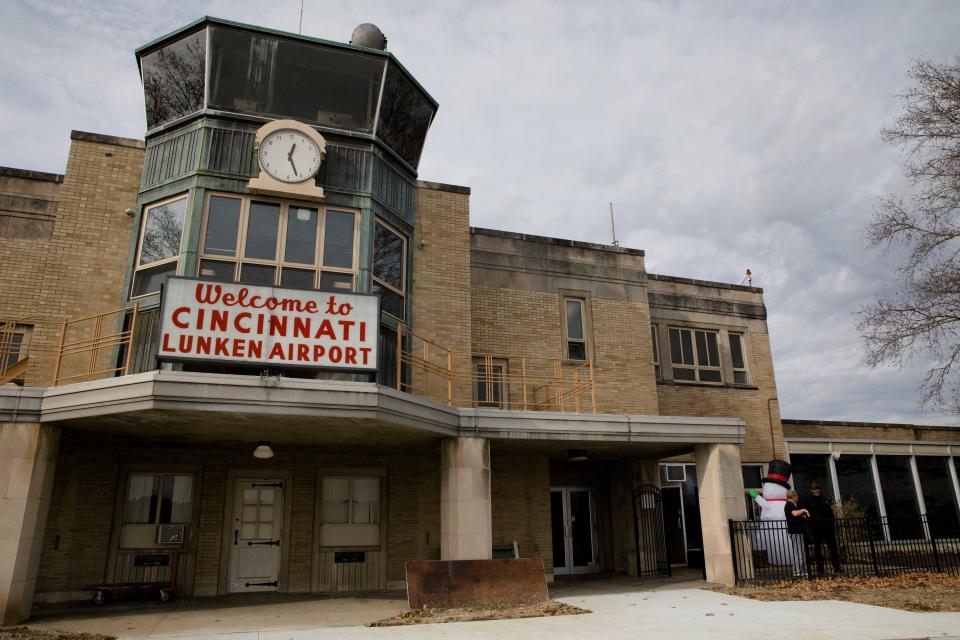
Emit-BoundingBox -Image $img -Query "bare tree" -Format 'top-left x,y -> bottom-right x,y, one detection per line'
859,57 -> 960,411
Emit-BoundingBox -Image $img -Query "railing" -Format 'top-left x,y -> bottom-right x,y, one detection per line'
395,324 -> 597,412
53,305 -> 139,385
729,515 -> 960,584
0,317 -> 31,383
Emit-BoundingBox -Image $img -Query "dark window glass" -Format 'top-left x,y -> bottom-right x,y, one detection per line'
199,260 -> 235,282
284,207 -> 318,264
239,264 -> 276,286
790,454 -> 831,496
835,454 -> 880,518
373,282 -> 404,319
672,367 -> 696,381
378,324 -> 398,388
682,464 -> 704,566
876,456 -> 924,540
2,333 -> 23,367
208,27 -> 383,133
651,327 -> 661,379
699,369 -> 722,383
742,465 -> 763,489
244,202 -> 280,260
730,334 -> 745,369
204,197 -> 241,257
319,272 -> 353,291
373,221 -> 404,290
733,371 -> 748,384
280,267 -> 315,289
140,198 -> 187,265
323,211 -> 355,268
550,491 -> 566,569
475,364 -> 504,408
567,341 -> 586,361
565,300 -> 584,339
916,456 -> 960,535
133,262 -> 177,297
141,29 -> 206,130
377,63 -> 435,167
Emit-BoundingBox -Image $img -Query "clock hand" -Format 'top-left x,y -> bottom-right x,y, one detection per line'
289,156 -> 298,177
287,143 -> 296,159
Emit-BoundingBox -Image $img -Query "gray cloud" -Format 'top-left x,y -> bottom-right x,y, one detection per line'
2,0 -> 959,424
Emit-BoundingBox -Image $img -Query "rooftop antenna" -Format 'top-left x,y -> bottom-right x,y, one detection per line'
298,0 -> 304,34
609,202 -> 620,247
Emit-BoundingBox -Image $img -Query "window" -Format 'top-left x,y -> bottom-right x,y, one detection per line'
915,456 -> 960,536
669,328 -> 721,382
197,193 -> 357,290
651,326 -> 661,380
563,297 -> 587,361
742,464 -> 764,520
321,477 -> 380,525
372,220 -> 406,320
474,358 -> 507,408
1,331 -> 24,368
124,473 -> 193,524
876,456 -> 924,540
132,196 -> 187,297
729,333 -> 749,384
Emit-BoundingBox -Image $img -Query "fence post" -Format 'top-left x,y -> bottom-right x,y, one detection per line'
867,518 -> 880,576
728,519 -> 739,584
930,517 -> 943,573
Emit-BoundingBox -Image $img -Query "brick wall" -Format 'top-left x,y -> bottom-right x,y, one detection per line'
783,421 -> 960,443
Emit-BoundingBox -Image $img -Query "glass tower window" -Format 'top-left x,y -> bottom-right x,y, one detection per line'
915,456 -> 960,536
790,454 -> 831,497
376,64 -> 434,167
834,454 -> 880,518
141,29 -> 206,130
876,456 -> 923,540
208,27 -> 384,134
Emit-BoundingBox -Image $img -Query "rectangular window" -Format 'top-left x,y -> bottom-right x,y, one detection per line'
729,333 -> 749,384
1,332 -> 24,368
651,326 -> 661,380
915,456 -> 960,536
564,297 -> 587,361
474,358 -> 507,408
372,220 -> 407,320
876,455 -> 924,540
742,464 -> 764,520
669,328 -> 721,383
198,193 -> 358,291
320,477 -> 380,525
132,196 -> 188,297
123,473 -> 193,525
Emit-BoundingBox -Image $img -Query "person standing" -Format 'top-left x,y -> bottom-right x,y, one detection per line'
801,482 -> 842,575
784,490 -> 809,577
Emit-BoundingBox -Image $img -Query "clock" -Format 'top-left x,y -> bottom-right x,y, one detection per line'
258,128 -> 323,184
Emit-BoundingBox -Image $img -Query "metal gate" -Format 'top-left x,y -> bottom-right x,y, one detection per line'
632,484 -> 671,577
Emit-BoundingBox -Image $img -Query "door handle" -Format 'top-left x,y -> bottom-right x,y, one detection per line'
234,530 -> 238,545
248,540 -> 280,546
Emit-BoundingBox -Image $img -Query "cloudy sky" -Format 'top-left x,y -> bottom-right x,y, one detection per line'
2,0 -> 959,424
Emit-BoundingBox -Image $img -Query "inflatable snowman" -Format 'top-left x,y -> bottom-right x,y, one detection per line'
750,459 -> 793,566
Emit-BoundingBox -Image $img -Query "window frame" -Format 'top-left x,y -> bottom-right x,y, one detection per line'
196,191 -> 360,291
372,218 -> 408,321
651,324 -> 661,380
122,472 -> 195,526
131,194 -> 189,299
560,293 -> 592,363
473,356 -> 508,409
668,326 -> 723,384
319,475 -> 382,526
728,332 -> 750,385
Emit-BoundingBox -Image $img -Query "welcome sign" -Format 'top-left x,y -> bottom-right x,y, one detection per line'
157,278 -> 379,371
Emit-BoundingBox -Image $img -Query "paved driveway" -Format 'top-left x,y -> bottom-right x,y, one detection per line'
26,576 -> 960,640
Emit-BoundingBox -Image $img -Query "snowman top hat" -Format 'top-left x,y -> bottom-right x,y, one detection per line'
762,459 -> 792,488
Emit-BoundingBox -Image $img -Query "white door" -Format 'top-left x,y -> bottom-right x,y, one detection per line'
550,487 -> 598,575
228,479 -> 284,593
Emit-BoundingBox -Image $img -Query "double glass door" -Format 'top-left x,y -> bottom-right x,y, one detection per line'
550,487 -> 598,575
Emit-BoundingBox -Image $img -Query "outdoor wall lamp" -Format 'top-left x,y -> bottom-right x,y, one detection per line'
253,441 -> 274,459
568,449 -> 588,462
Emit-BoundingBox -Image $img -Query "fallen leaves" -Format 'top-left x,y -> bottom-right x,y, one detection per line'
713,571 -> 960,612
0,629 -> 115,640
368,600 -> 590,626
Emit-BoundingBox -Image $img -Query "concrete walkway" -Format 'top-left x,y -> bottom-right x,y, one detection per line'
25,576 -> 960,640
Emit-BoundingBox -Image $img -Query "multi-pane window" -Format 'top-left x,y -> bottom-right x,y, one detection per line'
474,358 -> 507,408
669,328 -> 721,382
564,298 -> 587,361
651,326 -> 661,380
124,473 -> 193,525
372,220 -> 406,320
742,464 -> 764,520
729,333 -> 749,384
1,332 -> 23,368
320,477 -> 380,525
132,196 -> 188,297
198,194 -> 357,291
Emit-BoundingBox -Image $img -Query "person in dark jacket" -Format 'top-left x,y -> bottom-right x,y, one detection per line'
800,482 -> 842,575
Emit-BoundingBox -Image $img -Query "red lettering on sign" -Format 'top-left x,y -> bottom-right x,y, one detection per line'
161,333 -> 175,353
329,346 -> 342,363
345,346 -> 357,365
172,307 -> 190,329
297,344 -> 309,361
268,315 -> 287,337
197,336 -> 211,355
315,319 -> 336,339
235,312 -> 251,334
215,338 -> 229,356
211,310 -> 228,332
269,343 -> 285,360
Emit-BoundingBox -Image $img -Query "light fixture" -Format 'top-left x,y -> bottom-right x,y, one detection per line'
568,449 -> 588,462
253,441 -> 274,459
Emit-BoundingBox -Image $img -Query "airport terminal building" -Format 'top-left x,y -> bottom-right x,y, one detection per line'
1,17 -> 959,625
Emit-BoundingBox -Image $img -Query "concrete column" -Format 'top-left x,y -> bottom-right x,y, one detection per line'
695,443 -> 747,586
440,437 -> 492,560
0,422 -> 60,624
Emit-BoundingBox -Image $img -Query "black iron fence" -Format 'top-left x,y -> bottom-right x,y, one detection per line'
729,515 -> 960,584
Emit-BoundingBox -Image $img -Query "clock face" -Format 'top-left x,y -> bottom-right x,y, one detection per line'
258,129 -> 322,183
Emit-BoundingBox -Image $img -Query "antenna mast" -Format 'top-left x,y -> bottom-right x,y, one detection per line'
298,0 -> 304,33
609,202 -> 619,247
